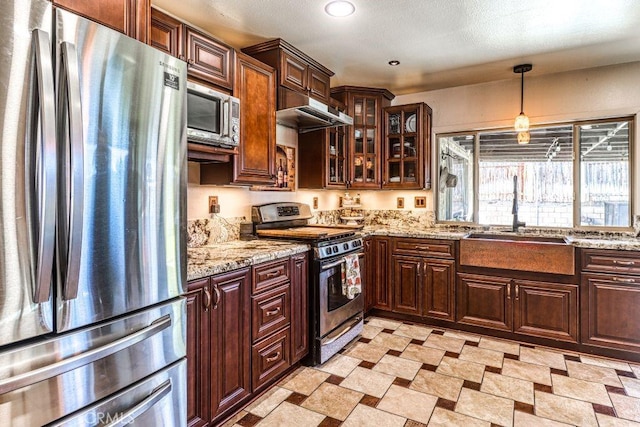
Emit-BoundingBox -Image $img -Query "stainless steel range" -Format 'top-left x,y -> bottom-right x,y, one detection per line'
252,203 -> 364,365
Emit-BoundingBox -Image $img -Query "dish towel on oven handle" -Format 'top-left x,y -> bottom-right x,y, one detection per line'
341,253 -> 362,299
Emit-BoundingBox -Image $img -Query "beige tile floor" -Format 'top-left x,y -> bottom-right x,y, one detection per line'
223,317 -> 640,427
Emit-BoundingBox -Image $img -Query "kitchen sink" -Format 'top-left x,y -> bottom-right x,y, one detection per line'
464,233 -> 569,244
460,232 -> 575,275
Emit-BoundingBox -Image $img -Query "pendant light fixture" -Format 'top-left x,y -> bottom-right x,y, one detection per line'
514,64 -> 532,143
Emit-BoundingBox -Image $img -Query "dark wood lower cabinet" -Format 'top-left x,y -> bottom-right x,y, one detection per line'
424,259 -> 455,321
363,238 -> 375,312
373,237 -> 392,310
457,273 -> 579,342
290,253 -> 309,363
457,273 -> 512,331
582,273 -> 640,351
186,279 -> 210,427
211,269 -> 252,421
514,279 -> 578,342
392,255 -> 422,315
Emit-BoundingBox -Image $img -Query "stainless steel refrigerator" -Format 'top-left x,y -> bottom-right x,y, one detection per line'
0,1 -> 188,425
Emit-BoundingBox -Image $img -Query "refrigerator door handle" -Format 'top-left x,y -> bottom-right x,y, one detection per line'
57,41 -> 84,301
0,315 -> 171,395
28,29 -> 57,303
105,380 -> 173,427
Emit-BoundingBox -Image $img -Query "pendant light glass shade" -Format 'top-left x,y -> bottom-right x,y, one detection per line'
517,131 -> 530,145
514,112 -> 529,132
513,64 -> 532,133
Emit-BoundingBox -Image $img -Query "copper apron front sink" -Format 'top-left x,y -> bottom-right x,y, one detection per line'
460,233 -> 575,275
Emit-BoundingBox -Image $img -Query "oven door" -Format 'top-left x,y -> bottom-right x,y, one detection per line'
318,251 -> 364,338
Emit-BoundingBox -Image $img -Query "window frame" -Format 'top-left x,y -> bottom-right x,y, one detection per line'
435,116 -> 635,231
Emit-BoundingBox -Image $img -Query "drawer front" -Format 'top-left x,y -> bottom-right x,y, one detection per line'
252,328 -> 290,392
252,284 -> 291,342
581,249 -> 640,275
393,238 -> 454,258
253,258 -> 290,294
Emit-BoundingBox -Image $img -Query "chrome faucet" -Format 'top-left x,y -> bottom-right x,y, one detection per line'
512,175 -> 526,232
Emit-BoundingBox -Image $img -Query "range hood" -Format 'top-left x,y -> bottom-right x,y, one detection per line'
276,88 -> 353,133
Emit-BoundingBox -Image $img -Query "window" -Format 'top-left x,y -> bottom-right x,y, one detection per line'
436,118 -> 633,229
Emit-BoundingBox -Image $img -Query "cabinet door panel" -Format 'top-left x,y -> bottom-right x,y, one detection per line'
280,52 -> 307,93
186,27 -> 233,90
150,8 -> 182,57
186,280 -> 210,427
513,280 -> 578,342
252,284 -> 290,342
457,273 -> 512,331
211,269 -> 251,420
54,0 -> 148,41
373,238 -> 392,310
582,273 -> 640,351
308,67 -> 330,103
233,53 -> 276,185
424,259 -> 455,321
291,253 -> 309,363
392,256 -> 422,315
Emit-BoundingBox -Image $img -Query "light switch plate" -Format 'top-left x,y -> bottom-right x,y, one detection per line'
313,197 -> 319,209
397,197 -> 404,209
209,196 -> 219,214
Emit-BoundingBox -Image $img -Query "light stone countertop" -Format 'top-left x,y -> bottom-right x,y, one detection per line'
187,238 -> 310,282
186,227 -> 640,282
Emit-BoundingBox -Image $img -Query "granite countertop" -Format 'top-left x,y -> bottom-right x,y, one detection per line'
187,239 -> 310,281
361,225 -> 640,251
186,226 -> 640,282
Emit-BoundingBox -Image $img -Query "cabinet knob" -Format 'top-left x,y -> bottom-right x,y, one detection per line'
506,284 -> 511,299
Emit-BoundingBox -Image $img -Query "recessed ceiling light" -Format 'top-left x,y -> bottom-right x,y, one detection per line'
388,60 -> 400,66
325,1 -> 355,17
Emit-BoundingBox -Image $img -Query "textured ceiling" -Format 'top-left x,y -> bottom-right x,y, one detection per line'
151,0 -> 640,94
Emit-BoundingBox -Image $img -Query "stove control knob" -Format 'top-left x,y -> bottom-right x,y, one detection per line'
343,243 -> 349,250
333,245 -> 340,253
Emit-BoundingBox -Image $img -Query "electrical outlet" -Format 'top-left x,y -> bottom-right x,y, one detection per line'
313,197 -> 319,209
414,196 -> 427,208
397,197 -> 405,209
209,196 -> 220,214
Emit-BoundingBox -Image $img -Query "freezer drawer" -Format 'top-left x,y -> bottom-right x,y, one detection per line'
50,359 -> 186,427
0,298 -> 186,426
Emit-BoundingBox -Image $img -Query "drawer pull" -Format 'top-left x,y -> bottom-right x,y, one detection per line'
265,307 -> 281,317
265,271 -> 280,279
415,246 -> 431,251
612,277 -> 636,283
515,284 -> 519,300
613,260 -> 636,266
265,351 -> 281,363
212,285 -> 221,310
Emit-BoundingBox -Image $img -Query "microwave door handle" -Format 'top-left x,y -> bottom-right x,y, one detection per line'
222,99 -> 230,137
28,29 -> 57,303
58,42 -> 84,301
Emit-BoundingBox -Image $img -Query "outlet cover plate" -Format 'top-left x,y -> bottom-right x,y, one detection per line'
414,196 -> 427,208
397,197 -> 404,209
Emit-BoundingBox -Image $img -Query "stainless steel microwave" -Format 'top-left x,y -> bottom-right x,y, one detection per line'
186,81 -> 240,148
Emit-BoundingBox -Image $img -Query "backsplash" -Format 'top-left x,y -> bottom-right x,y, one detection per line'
187,215 -> 247,247
187,210 -> 436,247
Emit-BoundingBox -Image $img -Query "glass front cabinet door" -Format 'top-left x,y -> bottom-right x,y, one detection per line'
383,103 -> 432,189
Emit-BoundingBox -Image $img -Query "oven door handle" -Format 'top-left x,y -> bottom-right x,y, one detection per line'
321,258 -> 346,271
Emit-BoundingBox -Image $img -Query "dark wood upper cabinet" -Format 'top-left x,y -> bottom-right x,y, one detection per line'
231,52 -> 276,185
149,8 -> 183,57
383,103 -> 433,189
332,86 -> 395,189
185,27 -> 234,90
54,0 -> 149,42
242,39 -> 333,105
150,8 -> 233,90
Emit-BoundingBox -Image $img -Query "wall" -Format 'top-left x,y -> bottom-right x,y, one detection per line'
188,61 -> 640,220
